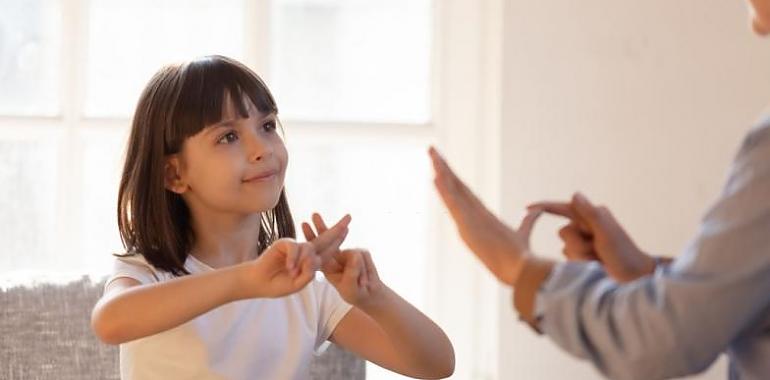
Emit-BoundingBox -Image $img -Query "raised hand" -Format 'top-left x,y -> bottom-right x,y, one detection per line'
530,193 -> 658,283
429,147 -> 543,286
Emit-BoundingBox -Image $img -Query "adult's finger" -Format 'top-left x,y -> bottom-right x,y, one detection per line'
430,149 -> 489,229
430,147 -> 488,213
430,148 -> 464,212
528,202 -> 575,219
571,193 -> 603,231
558,223 -> 595,261
518,208 -> 544,241
531,200 -> 591,234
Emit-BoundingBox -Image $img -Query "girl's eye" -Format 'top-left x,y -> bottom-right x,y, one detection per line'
217,131 -> 238,144
263,121 -> 277,132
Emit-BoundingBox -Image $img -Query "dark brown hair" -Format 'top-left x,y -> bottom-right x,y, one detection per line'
117,55 -> 295,276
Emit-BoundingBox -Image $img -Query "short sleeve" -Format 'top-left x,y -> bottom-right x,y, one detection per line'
312,278 -> 353,354
104,255 -> 161,292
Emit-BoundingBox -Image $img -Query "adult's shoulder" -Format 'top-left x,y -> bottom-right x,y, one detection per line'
740,115 -> 770,154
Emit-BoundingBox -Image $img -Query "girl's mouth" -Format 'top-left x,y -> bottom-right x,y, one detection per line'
243,169 -> 279,183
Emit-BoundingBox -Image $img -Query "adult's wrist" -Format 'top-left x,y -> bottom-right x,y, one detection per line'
512,256 -> 555,332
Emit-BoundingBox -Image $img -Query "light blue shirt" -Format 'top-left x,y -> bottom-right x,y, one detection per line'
536,117 -> 770,380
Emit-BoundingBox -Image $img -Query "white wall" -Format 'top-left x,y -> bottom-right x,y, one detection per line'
496,1 -> 770,379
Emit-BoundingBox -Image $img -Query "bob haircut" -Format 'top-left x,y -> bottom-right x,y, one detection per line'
117,55 -> 295,276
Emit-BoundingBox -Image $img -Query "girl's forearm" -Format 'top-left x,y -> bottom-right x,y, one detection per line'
91,264 -> 246,345
360,287 -> 455,378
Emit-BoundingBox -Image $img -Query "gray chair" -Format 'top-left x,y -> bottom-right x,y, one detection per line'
0,276 -> 365,379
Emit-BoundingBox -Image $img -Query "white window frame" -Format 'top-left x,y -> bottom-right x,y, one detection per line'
0,0 -> 504,377
431,0 -> 504,378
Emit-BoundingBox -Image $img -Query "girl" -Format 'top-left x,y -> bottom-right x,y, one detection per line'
91,55 -> 454,380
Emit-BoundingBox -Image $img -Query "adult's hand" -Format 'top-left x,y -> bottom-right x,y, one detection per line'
530,193 -> 658,283
429,147 -> 542,286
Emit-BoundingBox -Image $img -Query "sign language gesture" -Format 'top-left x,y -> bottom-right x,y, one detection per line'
530,193 -> 659,283
429,147 -> 543,286
243,239 -> 321,298
302,214 -> 386,308
239,215 -> 351,299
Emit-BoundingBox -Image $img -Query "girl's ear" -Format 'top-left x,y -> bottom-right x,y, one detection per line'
164,156 -> 188,194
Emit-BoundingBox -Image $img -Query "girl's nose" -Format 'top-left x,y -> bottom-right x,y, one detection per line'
245,132 -> 273,162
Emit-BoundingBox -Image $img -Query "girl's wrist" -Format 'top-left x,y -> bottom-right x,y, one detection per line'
356,284 -> 395,314
501,251 -> 527,287
230,262 -> 260,300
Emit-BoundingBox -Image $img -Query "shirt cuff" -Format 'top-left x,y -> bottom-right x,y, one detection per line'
512,256 -> 556,333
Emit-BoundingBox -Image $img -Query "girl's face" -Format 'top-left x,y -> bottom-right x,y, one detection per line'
166,96 -> 288,216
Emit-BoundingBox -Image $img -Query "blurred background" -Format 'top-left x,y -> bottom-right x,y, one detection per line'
1,0 -> 769,379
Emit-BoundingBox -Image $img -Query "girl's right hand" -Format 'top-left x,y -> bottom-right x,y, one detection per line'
237,238 -> 320,299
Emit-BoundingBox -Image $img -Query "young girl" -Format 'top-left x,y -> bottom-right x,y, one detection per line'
91,55 -> 454,380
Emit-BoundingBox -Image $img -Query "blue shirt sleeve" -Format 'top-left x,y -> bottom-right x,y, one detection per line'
535,120 -> 770,380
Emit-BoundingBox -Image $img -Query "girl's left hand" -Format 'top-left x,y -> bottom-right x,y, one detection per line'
302,214 -> 386,308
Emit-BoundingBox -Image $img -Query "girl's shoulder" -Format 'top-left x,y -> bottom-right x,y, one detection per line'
303,276 -> 351,313
109,253 -> 167,284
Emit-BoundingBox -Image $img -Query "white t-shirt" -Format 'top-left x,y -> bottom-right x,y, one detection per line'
105,254 -> 352,380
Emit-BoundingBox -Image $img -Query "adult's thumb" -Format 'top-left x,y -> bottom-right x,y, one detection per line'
571,193 -> 601,230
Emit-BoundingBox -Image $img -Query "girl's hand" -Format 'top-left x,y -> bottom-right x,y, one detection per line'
304,213 -> 352,269
429,147 -> 543,286
237,215 -> 352,299
302,214 -> 386,308
236,238 -> 320,299
327,248 -> 386,308
530,193 -> 658,283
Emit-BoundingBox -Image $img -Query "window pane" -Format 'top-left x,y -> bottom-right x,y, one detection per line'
0,0 -> 60,116
285,138 -> 430,306
80,128 -> 127,275
85,0 -> 245,118
0,139 -> 59,272
284,137 -> 431,379
270,0 -> 432,123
